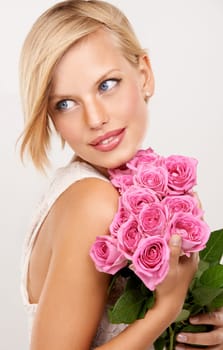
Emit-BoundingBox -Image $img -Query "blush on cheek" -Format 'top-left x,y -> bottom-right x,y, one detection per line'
119,85 -> 145,121
128,87 -> 149,133
55,117 -> 83,147
118,85 -> 149,156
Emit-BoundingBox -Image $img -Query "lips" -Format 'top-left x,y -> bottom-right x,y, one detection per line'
89,128 -> 125,152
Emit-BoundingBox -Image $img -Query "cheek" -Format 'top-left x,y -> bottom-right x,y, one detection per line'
53,117 -> 82,145
119,85 -> 148,126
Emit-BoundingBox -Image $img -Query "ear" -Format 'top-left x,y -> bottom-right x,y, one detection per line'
138,55 -> 155,100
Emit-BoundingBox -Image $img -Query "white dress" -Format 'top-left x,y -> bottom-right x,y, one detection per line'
20,160 -> 129,348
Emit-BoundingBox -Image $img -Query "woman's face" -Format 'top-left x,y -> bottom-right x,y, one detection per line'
49,29 -> 153,171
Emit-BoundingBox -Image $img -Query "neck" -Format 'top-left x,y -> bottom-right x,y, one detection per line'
73,155 -> 109,178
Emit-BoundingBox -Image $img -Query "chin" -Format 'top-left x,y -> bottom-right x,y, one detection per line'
105,149 -> 139,169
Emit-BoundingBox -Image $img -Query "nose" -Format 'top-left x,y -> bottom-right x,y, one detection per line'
84,96 -> 109,129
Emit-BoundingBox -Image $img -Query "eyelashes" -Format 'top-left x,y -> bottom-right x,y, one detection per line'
55,100 -> 75,111
53,77 -> 122,112
99,78 -> 121,93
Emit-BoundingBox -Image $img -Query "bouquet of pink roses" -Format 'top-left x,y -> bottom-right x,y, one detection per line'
90,148 -> 210,290
90,148 -> 223,350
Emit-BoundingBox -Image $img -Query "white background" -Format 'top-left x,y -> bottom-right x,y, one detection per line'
0,1 -> 222,349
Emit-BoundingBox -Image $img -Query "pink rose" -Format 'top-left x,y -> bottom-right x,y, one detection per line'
121,185 -> 158,216
110,174 -> 134,194
108,164 -> 132,178
117,217 -> 143,259
109,199 -> 129,238
109,167 -> 134,194
90,148 -> 209,295
138,202 -> 168,237
169,213 -> 211,255
131,236 -> 170,291
126,147 -> 161,171
165,155 -> 198,194
90,235 -> 128,274
162,194 -> 203,218
134,164 -> 168,198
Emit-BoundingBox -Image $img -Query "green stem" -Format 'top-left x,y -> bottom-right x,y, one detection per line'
168,325 -> 175,350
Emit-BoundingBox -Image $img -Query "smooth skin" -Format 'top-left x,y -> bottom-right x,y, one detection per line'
28,29 -> 223,349
176,308 -> 223,350
29,177 -> 197,350
48,30 -> 152,171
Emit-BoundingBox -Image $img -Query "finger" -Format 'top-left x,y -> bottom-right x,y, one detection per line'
190,310 -> 223,326
176,344 -> 223,350
168,234 -> 182,268
176,328 -> 223,346
193,191 -> 203,210
179,251 -> 199,279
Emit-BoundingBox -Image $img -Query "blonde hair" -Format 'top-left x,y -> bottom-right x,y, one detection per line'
19,0 -> 147,170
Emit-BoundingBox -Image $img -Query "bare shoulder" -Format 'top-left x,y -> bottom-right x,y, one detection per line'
62,176 -> 119,213
31,178 -> 120,348
50,177 -> 120,244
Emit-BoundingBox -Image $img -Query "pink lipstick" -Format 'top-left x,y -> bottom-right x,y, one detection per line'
89,128 -> 125,152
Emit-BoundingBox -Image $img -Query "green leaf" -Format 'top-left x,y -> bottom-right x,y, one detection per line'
196,260 -> 210,278
154,336 -> 166,350
138,294 -> 155,319
200,265 -> 223,288
108,288 -> 145,324
192,286 -> 223,306
181,324 -> 212,333
208,291 -> 223,309
189,304 -> 204,316
199,229 -> 223,264
175,309 -> 190,322
140,282 -> 153,297
145,293 -> 155,309
137,301 -> 149,319
189,260 -> 210,291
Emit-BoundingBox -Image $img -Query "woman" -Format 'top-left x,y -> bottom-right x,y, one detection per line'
19,1 -> 223,349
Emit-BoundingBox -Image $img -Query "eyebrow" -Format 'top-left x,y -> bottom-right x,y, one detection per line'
48,94 -> 74,102
49,68 -> 122,101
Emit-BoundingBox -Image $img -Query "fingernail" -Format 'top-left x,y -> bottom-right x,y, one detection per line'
190,316 -> 199,323
170,234 -> 181,246
176,334 -> 187,342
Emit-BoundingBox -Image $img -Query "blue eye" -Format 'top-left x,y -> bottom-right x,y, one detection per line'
56,99 -> 75,111
99,79 -> 120,92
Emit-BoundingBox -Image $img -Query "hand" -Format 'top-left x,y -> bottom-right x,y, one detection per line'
176,308 -> 223,350
155,235 -> 198,316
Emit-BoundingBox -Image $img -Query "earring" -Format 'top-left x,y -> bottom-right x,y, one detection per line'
145,91 -> 151,102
